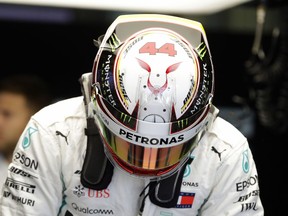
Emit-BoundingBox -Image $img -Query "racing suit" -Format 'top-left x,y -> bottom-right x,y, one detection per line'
0,96 -> 264,216
0,155 -> 8,192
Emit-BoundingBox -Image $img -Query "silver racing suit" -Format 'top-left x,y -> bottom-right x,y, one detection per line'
0,96 -> 264,216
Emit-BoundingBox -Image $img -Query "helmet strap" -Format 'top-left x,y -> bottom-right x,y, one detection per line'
148,157 -> 193,208
79,72 -> 114,190
81,117 -> 114,190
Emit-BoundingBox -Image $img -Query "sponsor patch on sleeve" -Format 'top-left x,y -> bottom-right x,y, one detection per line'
176,192 -> 195,208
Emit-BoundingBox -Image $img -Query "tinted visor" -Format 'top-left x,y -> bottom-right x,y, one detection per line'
98,118 -> 200,177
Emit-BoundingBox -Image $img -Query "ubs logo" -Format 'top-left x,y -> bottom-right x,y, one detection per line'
87,188 -> 110,198
73,185 -> 110,199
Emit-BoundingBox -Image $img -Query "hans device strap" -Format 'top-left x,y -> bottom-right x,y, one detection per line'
79,73 -> 114,190
81,117 -> 114,190
148,157 -> 193,208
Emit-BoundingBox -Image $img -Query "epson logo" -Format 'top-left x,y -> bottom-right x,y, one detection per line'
119,128 -> 184,146
236,175 -> 258,192
14,152 -> 39,170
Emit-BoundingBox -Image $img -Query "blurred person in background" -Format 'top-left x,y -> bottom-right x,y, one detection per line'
0,74 -> 52,189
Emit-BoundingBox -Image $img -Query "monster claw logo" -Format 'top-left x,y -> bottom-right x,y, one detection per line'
177,119 -> 189,129
108,33 -> 121,52
120,112 -> 132,123
195,42 -> 207,60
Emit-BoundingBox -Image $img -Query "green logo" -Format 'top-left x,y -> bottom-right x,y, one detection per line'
22,127 -> 38,149
195,42 -> 207,60
242,150 -> 249,173
183,165 -> 191,178
108,33 -> 121,52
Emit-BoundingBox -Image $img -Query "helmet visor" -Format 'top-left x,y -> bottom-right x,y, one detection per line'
98,118 -> 200,177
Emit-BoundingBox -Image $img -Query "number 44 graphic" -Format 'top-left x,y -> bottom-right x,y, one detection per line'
139,42 -> 177,56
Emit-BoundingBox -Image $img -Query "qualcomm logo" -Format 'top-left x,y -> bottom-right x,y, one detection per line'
22,127 -> 37,149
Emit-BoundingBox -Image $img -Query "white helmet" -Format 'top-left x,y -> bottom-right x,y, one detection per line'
91,14 -> 214,180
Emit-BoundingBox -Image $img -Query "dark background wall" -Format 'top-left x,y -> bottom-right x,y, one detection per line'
1,2 -> 287,215
0,18 -> 106,99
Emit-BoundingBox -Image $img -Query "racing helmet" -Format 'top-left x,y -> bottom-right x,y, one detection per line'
90,14 -> 214,180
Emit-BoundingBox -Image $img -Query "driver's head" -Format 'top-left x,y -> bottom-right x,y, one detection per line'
90,14 -> 214,180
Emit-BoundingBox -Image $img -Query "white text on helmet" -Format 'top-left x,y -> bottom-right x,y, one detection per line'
102,54 -> 116,106
123,36 -> 143,57
118,72 -> 131,108
119,128 -> 184,146
174,39 -> 193,59
190,63 -> 209,115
